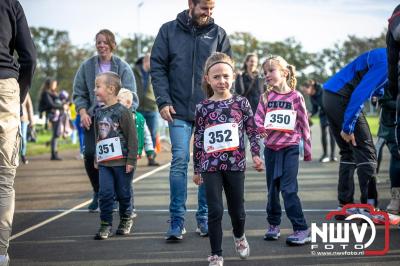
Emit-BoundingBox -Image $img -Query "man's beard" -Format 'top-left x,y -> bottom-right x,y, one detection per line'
192,13 -> 210,27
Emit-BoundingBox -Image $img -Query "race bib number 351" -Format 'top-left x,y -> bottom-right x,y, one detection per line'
96,137 -> 123,162
204,123 -> 239,153
264,109 -> 297,132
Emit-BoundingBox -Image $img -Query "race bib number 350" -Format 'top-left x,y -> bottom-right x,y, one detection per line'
204,123 -> 239,153
264,109 -> 297,132
96,137 -> 123,162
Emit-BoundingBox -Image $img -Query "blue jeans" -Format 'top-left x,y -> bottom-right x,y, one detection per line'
74,114 -> 85,154
20,121 -> 29,156
264,145 -> 308,231
168,119 -> 207,222
98,165 -> 133,225
141,111 -> 158,148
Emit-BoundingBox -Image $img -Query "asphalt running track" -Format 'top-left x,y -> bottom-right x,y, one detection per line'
9,126 -> 400,266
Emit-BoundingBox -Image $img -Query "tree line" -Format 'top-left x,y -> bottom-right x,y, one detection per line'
29,26 -> 386,112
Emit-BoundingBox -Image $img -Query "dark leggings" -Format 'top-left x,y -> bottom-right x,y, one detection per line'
83,121 -> 99,193
50,120 -> 59,157
321,123 -> 336,158
203,171 -> 245,257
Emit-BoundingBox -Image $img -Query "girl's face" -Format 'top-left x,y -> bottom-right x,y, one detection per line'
263,61 -> 287,88
95,76 -> 111,102
205,62 -> 234,97
50,81 -> 57,91
96,34 -> 112,59
246,56 -> 258,73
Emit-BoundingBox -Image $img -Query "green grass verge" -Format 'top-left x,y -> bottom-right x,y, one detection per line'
26,128 -> 79,157
310,116 -> 379,137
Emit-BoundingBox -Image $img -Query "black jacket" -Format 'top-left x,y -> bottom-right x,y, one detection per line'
0,0 -> 36,102
234,72 -> 265,113
386,4 -> 400,148
309,83 -> 328,126
151,10 -> 231,122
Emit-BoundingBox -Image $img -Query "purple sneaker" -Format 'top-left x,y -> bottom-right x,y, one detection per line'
264,225 -> 280,240
286,229 -> 311,246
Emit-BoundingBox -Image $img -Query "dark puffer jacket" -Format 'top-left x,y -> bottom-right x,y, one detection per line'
151,10 -> 231,122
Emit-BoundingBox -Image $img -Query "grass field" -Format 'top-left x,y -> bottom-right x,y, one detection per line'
26,128 -> 79,157
26,116 -> 380,157
311,116 -> 379,136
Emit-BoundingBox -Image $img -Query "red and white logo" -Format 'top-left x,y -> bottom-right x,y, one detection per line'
311,204 -> 390,256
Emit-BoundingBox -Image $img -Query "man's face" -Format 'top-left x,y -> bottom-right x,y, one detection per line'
189,0 -> 215,27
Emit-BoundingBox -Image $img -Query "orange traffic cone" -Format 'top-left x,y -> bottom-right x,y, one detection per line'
155,133 -> 161,153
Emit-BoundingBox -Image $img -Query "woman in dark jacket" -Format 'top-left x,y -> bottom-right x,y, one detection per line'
235,53 -> 265,113
38,78 -> 63,160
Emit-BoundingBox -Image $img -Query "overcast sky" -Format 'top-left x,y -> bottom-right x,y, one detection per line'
20,0 -> 398,52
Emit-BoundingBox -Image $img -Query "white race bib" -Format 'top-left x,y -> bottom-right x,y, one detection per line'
264,109 -> 297,132
96,137 -> 123,162
204,123 -> 239,153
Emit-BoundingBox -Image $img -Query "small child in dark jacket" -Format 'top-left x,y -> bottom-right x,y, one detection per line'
93,72 -> 137,240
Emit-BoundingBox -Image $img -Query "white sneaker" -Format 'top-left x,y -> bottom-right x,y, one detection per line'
234,234 -> 250,259
208,255 -> 223,266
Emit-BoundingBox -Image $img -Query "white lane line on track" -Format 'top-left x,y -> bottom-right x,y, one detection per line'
10,162 -> 171,241
15,208 -> 335,213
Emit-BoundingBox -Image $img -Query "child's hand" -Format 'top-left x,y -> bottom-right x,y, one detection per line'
193,174 -> 203,185
126,164 -> 134,173
252,156 -> 263,172
257,127 -> 267,138
259,132 -> 268,138
94,161 -> 98,169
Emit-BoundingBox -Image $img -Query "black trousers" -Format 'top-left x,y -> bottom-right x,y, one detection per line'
323,91 -> 378,206
83,120 -> 99,193
202,171 -> 245,256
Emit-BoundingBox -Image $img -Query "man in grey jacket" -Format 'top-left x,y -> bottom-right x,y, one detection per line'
151,0 -> 231,241
0,1 -> 36,264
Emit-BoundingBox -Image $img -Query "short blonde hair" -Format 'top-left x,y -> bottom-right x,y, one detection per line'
118,88 -> 133,102
96,71 -> 122,95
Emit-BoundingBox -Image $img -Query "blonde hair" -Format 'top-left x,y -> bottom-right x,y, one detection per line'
262,55 -> 297,92
118,88 -> 133,102
202,52 -> 235,98
96,71 -> 122,95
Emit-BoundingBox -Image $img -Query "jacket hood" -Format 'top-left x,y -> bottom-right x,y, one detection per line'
176,9 -> 214,32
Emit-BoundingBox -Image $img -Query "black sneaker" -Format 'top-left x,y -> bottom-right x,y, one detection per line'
94,222 -> 112,240
148,157 -> 160,166
116,217 -> 133,235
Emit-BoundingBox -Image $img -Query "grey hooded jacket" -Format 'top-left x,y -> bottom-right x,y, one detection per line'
73,55 -> 138,116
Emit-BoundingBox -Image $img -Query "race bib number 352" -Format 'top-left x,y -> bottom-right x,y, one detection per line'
96,137 -> 123,162
204,123 -> 239,153
264,109 -> 297,132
